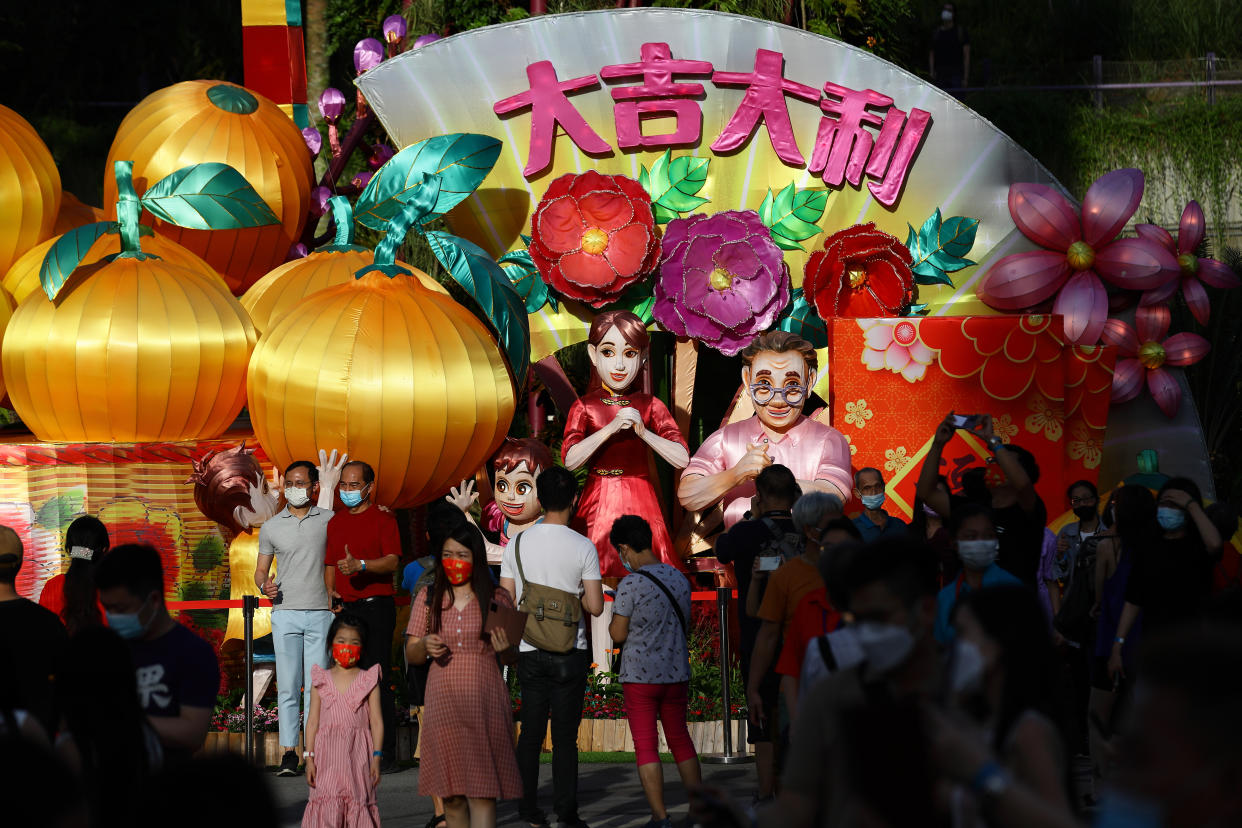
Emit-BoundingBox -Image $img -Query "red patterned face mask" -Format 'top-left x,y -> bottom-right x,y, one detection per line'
442,557 -> 473,585
332,642 -> 362,668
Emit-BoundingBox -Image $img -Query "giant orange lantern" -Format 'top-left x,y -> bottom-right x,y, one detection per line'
52,192 -> 104,236
0,104 -> 61,278
103,81 -> 314,295
247,271 -> 516,508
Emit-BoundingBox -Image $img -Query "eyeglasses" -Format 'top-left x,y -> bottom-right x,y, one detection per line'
749,383 -> 806,406
1069,496 -> 1097,506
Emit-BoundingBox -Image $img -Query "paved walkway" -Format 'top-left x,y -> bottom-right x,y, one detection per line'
270,761 -> 756,828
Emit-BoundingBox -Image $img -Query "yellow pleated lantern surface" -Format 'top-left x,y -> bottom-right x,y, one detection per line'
242,248 -> 450,336
103,81 -> 313,296
52,192 -> 104,235
0,104 -> 61,278
247,271 -> 516,508
3,256 -> 257,442
3,231 -> 216,306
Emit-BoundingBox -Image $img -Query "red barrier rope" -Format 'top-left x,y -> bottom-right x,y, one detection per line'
167,590 -> 737,611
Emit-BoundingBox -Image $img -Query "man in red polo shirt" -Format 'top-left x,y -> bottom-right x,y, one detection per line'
325,460 -> 402,772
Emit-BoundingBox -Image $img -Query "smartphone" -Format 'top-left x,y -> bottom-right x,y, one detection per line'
949,413 -> 981,430
758,555 -> 782,572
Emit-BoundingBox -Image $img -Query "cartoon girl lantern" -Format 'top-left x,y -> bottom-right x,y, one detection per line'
187,444 -> 281,649
562,310 -> 690,577
451,437 -> 556,565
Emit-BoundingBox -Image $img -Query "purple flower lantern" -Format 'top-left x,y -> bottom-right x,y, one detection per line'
354,38 -> 384,74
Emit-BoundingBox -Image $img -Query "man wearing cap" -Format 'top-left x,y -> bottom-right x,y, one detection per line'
0,524 -> 69,736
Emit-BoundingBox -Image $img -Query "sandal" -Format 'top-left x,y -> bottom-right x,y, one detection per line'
424,815 -> 446,828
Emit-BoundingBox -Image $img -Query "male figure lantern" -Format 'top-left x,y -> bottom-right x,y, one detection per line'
562,310 -> 690,576
678,331 -> 853,528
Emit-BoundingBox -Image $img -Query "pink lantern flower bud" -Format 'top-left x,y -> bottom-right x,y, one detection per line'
382,15 -> 407,44
354,38 -> 384,74
412,33 -> 442,49
318,88 -> 345,122
310,186 -> 332,216
368,143 -> 395,170
301,127 -> 323,156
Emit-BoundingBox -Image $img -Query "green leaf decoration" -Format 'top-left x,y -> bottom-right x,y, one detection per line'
355,175 -> 443,279
906,303 -> 931,316
776,288 -> 828,349
758,183 -> 828,251
638,149 -> 709,224
608,281 -> 656,325
39,221 -> 119,300
34,491 -> 84,530
499,245 -> 556,314
140,163 -> 280,229
355,133 -> 503,231
425,230 -> 531,386
904,208 -> 980,287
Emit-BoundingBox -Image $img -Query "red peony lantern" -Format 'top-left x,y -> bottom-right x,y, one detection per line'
804,223 -> 915,318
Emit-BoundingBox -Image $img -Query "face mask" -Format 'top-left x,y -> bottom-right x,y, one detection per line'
949,638 -> 986,696
860,493 -> 886,511
941,9 -> 954,22
1094,788 -> 1164,828
958,539 -> 999,570
442,557 -> 473,585
1156,506 -> 1185,531
854,621 -> 915,675
332,642 -> 362,668
1073,504 -> 1097,521
284,486 -> 311,508
340,488 -> 365,508
621,553 -> 636,574
107,594 -> 153,640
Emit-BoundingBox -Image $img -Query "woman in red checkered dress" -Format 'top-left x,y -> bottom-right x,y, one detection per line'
406,523 -> 521,828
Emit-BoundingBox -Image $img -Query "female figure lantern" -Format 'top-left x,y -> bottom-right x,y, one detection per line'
562,310 -> 689,576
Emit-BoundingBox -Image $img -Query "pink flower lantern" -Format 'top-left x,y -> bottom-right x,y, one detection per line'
1136,200 -> 1240,324
1101,305 -> 1209,418
978,169 -> 1179,345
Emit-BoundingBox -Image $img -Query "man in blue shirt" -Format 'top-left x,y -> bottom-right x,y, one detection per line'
851,467 -> 909,543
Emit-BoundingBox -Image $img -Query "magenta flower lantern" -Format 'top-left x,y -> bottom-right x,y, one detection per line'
318,87 -> 345,122
977,169 -> 1179,346
310,186 -> 332,217
354,38 -> 384,74
368,143 -> 395,169
1136,200 -> 1240,324
1101,305 -> 1209,418
301,127 -> 322,156
653,210 -> 790,356
382,15 -> 407,44
412,33 -> 442,49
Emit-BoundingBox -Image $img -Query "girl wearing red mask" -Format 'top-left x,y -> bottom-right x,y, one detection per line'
405,523 -> 521,828
302,613 -> 383,827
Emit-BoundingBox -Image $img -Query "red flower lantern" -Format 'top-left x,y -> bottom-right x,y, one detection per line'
529,171 -> 659,308
804,223 -> 915,318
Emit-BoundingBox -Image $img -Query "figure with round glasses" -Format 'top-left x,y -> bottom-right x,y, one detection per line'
562,309 -> 690,578
678,331 -> 852,529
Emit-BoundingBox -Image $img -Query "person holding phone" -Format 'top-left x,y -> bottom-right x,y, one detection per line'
405,522 -> 521,828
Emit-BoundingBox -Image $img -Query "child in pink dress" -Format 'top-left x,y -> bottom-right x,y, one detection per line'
303,614 -> 383,828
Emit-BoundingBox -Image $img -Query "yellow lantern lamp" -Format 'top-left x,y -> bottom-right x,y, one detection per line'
242,196 -> 448,337
52,192 -> 104,236
2,160 -> 278,442
0,104 -> 61,278
103,81 -> 313,296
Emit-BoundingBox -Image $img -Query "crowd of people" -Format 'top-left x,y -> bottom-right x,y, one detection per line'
2,408 -> 1241,828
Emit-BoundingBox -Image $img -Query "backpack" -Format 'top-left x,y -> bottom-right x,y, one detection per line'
514,532 -> 582,654
1053,532 -> 1101,644
757,516 -> 803,563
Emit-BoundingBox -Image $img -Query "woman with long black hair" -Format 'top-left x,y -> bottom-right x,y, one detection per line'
39,516 -> 109,635
405,522 -> 522,828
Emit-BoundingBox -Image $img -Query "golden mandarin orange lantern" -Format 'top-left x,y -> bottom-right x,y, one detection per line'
0,104 -> 61,277
247,271 -> 516,508
52,192 -> 104,235
103,81 -> 313,295
3,231 -> 217,305
4,256 -> 256,442
0,290 -> 13,400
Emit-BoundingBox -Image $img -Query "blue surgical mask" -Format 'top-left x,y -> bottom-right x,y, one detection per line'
340,489 -> 365,508
621,556 -> 636,574
1156,506 -> 1186,531
107,594 -> 152,640
1094,788 -> 1164,828
860,493 -> 886,511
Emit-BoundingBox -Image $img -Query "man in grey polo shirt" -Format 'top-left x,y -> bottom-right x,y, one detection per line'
255,450 -> 345,775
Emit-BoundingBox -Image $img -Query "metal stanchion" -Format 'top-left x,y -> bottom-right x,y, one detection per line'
701,584 -> 752,764
243,594 -> 257,764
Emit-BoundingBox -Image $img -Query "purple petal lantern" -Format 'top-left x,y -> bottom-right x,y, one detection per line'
310,186 -> 332,216
412,33 -> 442,49
301,127 -> 323,156
368,143 -> 395,169
352,171 -> 374,190
382,14 -> 407,44
653,210 -> 790,356
354,38 -> 384,74
318,87 -> 345,122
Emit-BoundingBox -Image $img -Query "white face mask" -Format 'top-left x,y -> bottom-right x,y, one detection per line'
854,621 -> 916,675
941,9 -> 954,22
958,539 -> 999,570
284,486 -> 311,508
949,638 -> 986,696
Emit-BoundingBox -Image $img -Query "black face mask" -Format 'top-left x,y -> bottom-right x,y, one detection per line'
1073,505 -> 1098,521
